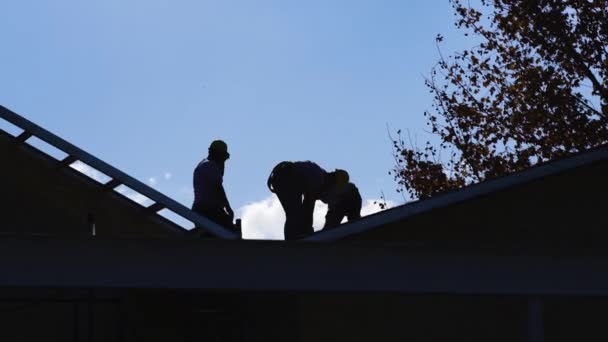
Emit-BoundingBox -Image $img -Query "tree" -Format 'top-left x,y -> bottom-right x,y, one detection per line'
393,0 -> 608,200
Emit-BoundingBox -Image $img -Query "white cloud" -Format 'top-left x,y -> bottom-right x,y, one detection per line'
164,172 -> 172,180
238,196 -> 395,240
238,195 -> 284,240
148,177 -> 157,186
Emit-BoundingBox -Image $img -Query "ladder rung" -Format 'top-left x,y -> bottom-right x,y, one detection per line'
16,131 -> 33,142
61,155 -> 78,165
146,202 -> 165,213
103,179 -> 122,190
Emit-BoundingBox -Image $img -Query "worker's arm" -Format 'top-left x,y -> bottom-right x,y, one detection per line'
324,205 -> 342,229
348,186 -> 363,221
219,184 -> 234,220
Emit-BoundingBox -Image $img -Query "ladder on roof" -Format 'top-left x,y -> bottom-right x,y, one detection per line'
0,105 -> 238,239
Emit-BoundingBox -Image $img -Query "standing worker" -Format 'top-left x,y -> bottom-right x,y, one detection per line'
192,140 -> 239,237
267,161 -> 348,240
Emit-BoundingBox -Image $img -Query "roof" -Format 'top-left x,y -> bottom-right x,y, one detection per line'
3,104 -> 606,243
0,105 -> 238,239
305,144 -> 608,242
1,107 -> 608,296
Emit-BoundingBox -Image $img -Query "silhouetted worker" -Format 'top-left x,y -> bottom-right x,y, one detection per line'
267,161 -> 348,240
321,170 -> 362,229
192,140 -> 239,236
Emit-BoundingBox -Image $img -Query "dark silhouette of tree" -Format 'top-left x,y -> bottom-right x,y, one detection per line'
393,0 -> 608,200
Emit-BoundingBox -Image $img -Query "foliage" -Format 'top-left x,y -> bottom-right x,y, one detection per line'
393,0 -> 608,200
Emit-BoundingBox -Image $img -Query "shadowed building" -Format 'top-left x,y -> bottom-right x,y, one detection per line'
1,105 -> 608,342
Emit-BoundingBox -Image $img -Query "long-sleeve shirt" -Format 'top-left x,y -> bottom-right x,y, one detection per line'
193,159 -> 225,209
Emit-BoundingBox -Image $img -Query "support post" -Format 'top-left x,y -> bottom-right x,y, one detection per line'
527,297 -> 544,342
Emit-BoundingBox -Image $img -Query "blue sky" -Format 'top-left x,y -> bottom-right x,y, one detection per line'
1,1 -> 471,237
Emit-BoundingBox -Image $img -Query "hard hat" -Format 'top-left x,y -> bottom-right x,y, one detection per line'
209,140 -> 229,154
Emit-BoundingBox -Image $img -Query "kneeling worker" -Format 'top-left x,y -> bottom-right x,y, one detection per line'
267,161 -> 329,240
192,140 -> 240,237
321,169 -> 362,229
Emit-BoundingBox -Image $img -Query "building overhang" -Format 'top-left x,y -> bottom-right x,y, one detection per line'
2,236 -> 608,296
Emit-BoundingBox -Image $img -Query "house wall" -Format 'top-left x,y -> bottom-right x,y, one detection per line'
0,288 -> 298,342
298,293 -> 527,342
298,293 -> 608,342
3,288 -> 608,342
0,288 -> 121,342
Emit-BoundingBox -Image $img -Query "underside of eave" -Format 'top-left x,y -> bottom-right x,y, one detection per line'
0,129 -> 187,237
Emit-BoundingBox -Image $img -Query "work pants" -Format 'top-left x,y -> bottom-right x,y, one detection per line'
270,165 -> 314,240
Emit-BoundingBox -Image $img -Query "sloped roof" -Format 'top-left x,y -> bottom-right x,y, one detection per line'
0,105 -> 238,239
305,144 -> 608,242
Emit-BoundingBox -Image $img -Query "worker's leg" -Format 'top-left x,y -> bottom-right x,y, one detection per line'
346,188 -> 363,222
299,194 -> 316,237
275,186 -> 305,240
270,164 -> 315,240
270,167 -> 304,240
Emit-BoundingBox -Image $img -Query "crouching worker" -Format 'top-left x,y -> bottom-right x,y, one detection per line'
267,161 -> 348,240
192,140 -> 240,237
267,161 -> 329,240
321,170 -> 362,229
